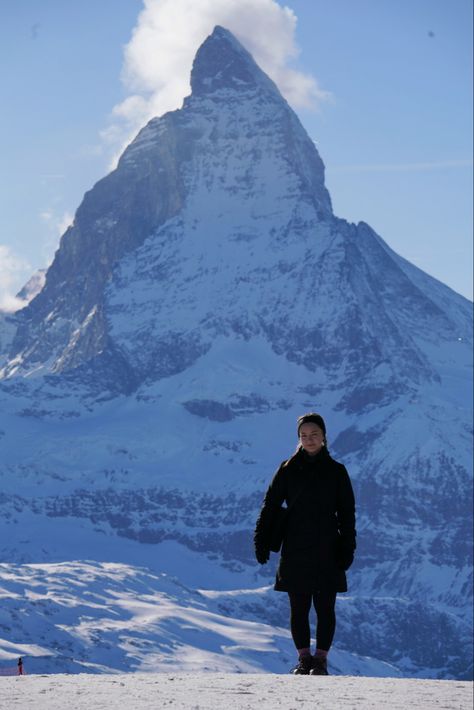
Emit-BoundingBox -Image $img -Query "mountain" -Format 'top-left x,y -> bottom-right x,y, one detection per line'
15,268 -> 46,305
0,27 -> 472,679
0,558 -> 403,677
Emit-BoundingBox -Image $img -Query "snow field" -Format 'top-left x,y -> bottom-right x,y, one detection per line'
1,673 -> 472,710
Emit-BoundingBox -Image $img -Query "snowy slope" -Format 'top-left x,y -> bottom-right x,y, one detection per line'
1,673 -> 472,710
0,561 -> 400,678
0,26 -> 472,680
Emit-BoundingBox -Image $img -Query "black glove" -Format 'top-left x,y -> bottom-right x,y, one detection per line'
255,545 -> 270,565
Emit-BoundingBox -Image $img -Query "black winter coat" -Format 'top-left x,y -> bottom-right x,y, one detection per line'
254,447 -> 356,593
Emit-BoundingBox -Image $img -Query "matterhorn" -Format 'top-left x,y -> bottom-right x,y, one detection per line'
0,27 -> 471,679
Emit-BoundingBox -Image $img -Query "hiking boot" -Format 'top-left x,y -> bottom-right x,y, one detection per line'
309,656 -> 328,675
292,654 -> 313,675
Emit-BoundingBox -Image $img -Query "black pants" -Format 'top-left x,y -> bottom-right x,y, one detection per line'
288,590 -> 337,652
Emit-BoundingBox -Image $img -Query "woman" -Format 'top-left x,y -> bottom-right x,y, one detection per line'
254,413 -> 356,675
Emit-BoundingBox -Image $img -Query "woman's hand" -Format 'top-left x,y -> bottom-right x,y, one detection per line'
255,545 -> 270,565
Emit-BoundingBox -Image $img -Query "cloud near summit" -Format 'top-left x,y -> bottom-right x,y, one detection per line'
0,245 -> 31,313
103,0 -> 329,162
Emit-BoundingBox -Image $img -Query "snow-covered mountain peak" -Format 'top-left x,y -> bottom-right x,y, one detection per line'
2,26 -> 335,381
190,25 -> 281,102
0,26 -> 472,681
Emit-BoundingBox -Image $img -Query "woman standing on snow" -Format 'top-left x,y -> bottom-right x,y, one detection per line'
254,413 -> 356,675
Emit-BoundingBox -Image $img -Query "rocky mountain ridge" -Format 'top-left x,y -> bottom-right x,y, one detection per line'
0,27 -> 472,679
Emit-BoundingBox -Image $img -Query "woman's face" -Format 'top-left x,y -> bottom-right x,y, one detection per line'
299,423 -> 325,455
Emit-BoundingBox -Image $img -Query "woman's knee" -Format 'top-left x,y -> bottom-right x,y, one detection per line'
288,591 -> 313,616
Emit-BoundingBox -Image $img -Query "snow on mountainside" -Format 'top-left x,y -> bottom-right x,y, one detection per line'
0,27 -> 472,680
0,312 -> 17,365
0,560 -> 400,677
2,674 -> 472,710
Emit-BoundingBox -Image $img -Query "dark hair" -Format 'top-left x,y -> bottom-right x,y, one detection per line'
283,413 -> 328,466
297,412 -> 327,438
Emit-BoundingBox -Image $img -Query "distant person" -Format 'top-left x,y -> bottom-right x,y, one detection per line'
254,413 -> 356,675
17,657 -> 23,675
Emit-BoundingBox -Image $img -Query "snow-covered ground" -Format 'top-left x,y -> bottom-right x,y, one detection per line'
1,673 -> 472,709
0,560 -> 401,678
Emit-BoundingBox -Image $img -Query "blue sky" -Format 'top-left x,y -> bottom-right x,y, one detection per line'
0,0 -> 472,309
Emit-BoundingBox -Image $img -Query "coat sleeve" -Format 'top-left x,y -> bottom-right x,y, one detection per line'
254,463 -> 288,554
336,465 -> 357,554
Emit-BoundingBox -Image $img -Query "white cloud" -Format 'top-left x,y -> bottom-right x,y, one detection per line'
39,209 -> 73,265
0,245 -> 32,313
57,212 -> 74,236
105,0 -> 329,164
0,209 -> 69,313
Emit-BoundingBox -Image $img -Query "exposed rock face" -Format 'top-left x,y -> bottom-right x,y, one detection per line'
6,28 -> 468,401
6,111 -> 187,375
6,26 -> 332,380
15,268 -> 46,304
0,27 -> 472,679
